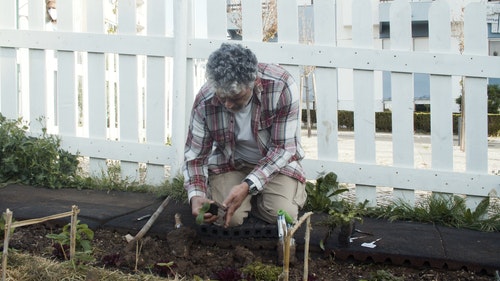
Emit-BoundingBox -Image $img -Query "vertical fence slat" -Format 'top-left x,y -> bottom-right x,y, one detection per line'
87,0 -> 108,178
313,0 -> 338,162
28,51 -> 47,132
242,1 -> 263,41
429,0 -> 454,172
0,2 -> 17,28
118,0 -> 140,180
170,0 -> 190,175
145,0 -> 168,185
464,3 -> 488,173
57,1 -> 77,136
165,0 -> 174,141
277,0 -> 299,43
0,48 -> 19,118
277,0 -> 301,152
207,0 -> 227,39
27,0 -> 48,134
463,3 -> 489,210
0,1 -> 18,119
390,0 -> 415,204
203,0 -> 225,109
352,0 -> 377,205
184,0 -> 195,171
184,0 -> 196,180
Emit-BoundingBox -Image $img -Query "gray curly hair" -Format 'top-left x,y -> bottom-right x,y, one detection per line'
206,43 -> 258,97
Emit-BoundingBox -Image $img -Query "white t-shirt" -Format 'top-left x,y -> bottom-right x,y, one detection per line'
234,99 -> 261,164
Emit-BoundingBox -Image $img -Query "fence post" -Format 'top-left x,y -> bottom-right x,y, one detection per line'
170,0 -> 190,175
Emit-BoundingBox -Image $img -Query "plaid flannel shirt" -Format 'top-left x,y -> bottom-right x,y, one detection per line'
183,63 -> 306,201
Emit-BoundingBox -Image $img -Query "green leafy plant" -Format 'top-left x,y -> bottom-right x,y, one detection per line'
196,202 -> 219,225
303,171 -> 369,248
320,199 -> 369,248
241,261 -> 281,281
0,114 -> 80,188
326,199 -> 368,228
46,220 -> 94,261
153,260 -> 177,278
373,194 -> 500,232
303,172 -> 348,213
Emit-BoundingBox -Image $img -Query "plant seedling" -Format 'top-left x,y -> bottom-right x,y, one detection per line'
46,220 -> 94,260
196,202 -> 223,225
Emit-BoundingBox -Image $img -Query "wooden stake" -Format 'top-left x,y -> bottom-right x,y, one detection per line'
69,205 -> 79,261
125,196 -> 171,251
2,209 -> 13,281
303,216 -> 311,281
283,233 -> 291,279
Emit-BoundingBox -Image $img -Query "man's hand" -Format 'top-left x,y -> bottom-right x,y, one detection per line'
190,196 -> 219,224
222,182 -> 249,228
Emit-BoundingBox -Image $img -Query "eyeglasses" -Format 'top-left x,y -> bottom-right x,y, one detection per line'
216,90 -> 249,104
218,96 -> 240,104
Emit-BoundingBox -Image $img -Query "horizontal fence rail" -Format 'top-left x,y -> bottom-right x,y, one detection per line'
0,0 -> 499,209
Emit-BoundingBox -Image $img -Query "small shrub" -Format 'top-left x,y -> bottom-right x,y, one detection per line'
319,199 -> 369,249
0,114 -> 80,188
241,261 -> 281,281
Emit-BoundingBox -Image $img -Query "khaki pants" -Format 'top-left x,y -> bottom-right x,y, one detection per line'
208,168 -> 307,227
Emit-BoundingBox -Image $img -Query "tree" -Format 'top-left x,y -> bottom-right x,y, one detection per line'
455,84 -> 500,114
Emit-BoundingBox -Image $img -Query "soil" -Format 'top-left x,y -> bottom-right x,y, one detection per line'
5,223 -> 495,281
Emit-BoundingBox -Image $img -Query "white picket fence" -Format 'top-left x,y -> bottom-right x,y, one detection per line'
0,0 -> 499,209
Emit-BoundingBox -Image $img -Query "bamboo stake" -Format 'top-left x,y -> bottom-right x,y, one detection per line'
2,209 -> 13,281
281,211 -> 313,281
69,205 -> 79,261
303,216 -> 311,281
283,232 -> 291,279
134,239 -> 140,272
10,211 -> 74,228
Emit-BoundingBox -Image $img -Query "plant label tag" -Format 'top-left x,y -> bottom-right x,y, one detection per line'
361,238 -> 382,248
361,242 -> 377,248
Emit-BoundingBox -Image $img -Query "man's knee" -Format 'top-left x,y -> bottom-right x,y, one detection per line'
254,201 -> 299,224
